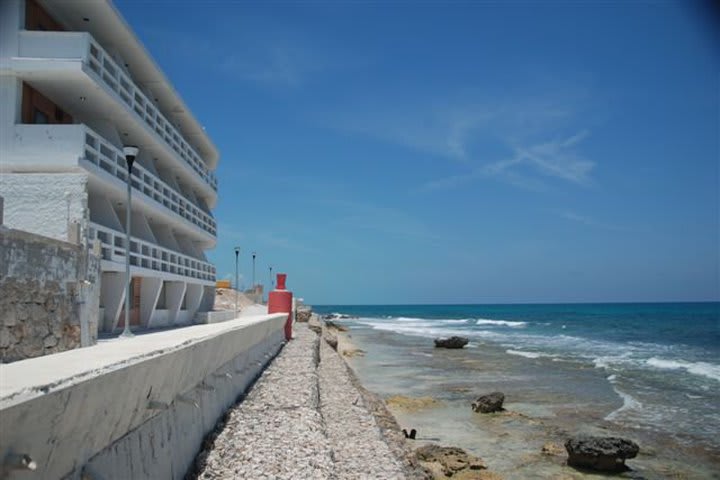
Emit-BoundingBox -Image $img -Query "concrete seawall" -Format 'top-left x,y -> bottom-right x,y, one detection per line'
0,313 -> 287,479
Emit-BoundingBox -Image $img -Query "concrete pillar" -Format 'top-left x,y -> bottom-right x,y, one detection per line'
166,281 -> 186,325
0,1 -> 24,62
184,284 -> 203,322
140,276 -> 162,328
100,272 -> 126,332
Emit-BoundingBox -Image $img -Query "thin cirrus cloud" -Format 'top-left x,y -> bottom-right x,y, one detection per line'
322,88 -> 597,191
423,130 -> 595,191
219,42 -> 322,88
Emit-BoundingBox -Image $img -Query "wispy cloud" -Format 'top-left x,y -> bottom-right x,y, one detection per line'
255,231 -> 320,253
557,210 -> 631,231
423,131 -> 595,191
220,42 -> 322,88
321,85 -> 597,191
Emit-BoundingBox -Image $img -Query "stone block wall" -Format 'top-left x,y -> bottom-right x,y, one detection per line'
0,228 -> 100,363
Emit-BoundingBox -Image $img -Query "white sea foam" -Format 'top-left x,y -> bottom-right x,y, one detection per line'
646,357 -> 720,382
593,353 -> 633,369
506,349 -> 542,359
607,374 -> 617,382
475,319 -> 527,327
605,386 -> 643,421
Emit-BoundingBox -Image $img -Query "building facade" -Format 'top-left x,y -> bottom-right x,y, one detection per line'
0,0 -> 218,332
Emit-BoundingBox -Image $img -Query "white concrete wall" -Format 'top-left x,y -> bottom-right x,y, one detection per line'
0,0 -> 23,64
0,173 -> 89,243
0,78 -> 21,135
0,314 -> 287,480
0,124 -> 85,171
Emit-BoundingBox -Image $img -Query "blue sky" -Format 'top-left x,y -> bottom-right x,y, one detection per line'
116,1 -> 719,305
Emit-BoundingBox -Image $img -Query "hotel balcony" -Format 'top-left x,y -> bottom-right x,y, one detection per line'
5,123 -> 217,244
10,30 -> 218,199
89,222 -> 216,284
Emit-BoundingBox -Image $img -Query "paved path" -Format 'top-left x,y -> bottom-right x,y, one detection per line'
193,323 -> 408,480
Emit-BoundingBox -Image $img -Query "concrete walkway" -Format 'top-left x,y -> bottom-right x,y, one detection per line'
192,323 -> 408,480
0,313 -> 285,405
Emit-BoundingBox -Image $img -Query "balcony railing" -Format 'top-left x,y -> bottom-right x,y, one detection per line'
82,127 -> 217,237
17,30 -> 218,192
89,222 -> 216,282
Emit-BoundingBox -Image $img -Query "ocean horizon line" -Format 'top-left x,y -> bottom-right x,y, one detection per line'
313,300 -> 720,308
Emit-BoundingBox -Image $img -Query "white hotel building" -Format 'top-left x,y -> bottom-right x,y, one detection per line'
0,0 -> 218,332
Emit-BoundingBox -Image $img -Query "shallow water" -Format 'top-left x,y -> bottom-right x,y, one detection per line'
317,303 -> 720,479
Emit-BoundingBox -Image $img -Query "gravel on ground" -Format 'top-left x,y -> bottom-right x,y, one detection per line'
190,322 -> 412,480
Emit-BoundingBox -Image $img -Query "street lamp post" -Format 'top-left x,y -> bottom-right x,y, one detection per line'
252,251 -> 256,289
269,265 -> 273,291
120,146 -> 139,338
234,246 -> 241,317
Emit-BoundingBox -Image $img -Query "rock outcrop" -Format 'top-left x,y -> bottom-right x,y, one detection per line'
386,395 -> 442,411
434,336 -> 469,349
295,308 -> 312,322
415,445 -> 487,478
471,392 -> 505,413
564,436 -> 639,472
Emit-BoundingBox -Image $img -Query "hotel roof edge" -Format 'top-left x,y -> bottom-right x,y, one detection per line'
40,0 -> 220,168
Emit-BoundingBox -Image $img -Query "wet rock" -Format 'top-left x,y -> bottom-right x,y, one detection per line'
387,395 -> 442,411
415,444 -> 487,477
434,336 -> 469,349
324,331 -> 338,350
324,320 -> 348,332
541,442 -> 565,456
565,436 -> 639,472
471,392 -> 505,413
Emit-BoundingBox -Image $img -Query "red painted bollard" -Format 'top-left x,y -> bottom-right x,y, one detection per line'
268,273 -> 293,340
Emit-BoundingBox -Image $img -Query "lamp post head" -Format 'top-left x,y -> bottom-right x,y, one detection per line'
123,145 -> 139,172
234,246 -> 241,256
123,145 -> 139,162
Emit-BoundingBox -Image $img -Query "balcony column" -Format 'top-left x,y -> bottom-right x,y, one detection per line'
100,272 -> 126,332
165,281 -> 186,325
184,283 -> 203,323
139,276 -> 162,328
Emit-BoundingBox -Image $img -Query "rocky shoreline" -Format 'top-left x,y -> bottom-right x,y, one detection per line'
189,316 -> 429,479
189,315 -> 654,479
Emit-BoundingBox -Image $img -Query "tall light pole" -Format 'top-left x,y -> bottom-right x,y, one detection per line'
252,251 -> 256,289
120,146 -> 139,338
234,246 -> 241,317
269,265 -> 273,291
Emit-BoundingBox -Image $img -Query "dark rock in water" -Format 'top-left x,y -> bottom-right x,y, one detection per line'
403,428 -> 417,440
433,336 -> 469,349
415,444 -> 486,477
471,392 -> 505,413
565,436 -> 640,472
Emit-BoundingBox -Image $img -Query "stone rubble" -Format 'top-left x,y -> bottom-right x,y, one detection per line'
191,322 -> 409,479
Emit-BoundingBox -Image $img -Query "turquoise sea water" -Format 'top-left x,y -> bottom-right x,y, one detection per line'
314,302 -> 720,476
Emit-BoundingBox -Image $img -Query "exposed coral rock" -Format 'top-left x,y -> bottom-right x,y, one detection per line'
471,392 -> 505,413
565,436 -> 640,472
387,395 -> 442,412
434,336 -> 469,349
415,444 -> 489,478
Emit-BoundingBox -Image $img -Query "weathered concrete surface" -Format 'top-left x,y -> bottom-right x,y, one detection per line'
0,173 -> 89,245
191,323 -> 409,479
0,313 -> 287,480
0,228 -> 100,362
